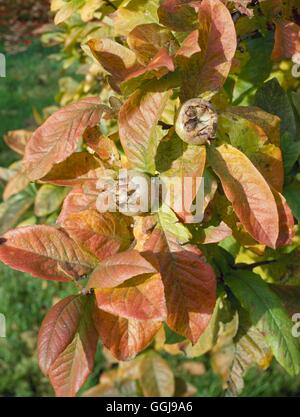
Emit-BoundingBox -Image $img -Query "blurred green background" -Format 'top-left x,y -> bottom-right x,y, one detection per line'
1,39 -> 300,398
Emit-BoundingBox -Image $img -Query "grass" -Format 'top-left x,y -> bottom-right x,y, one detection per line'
0,38 -> 300,398
0,40 -> 60,167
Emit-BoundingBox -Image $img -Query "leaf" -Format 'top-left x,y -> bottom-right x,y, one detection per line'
0,225 -> 98,282
57,186 -> 96,225
233,33 -> 274,105
269,285 -> 300,317
87,249 -> 157,289
139,351 -> 175,397
179,0 -> 237,99
119,90 -> 171,174
121,48 -> 175,96
208,144 -> 280,248
225,271 -> 300,376
157,0 -> 198,32
255,78 -> 297,138
34,185 -> 69,217
63,209 -> 132,261
226,106 -> 281,147
127,23 -> 176,66
272,20 -> 300,60
38,295 -> 86,375
144,229 -> 216,343
24,97 -> 107,180
284,180 -> 300,221
4,130 -> 32,155
217,111 -> 284,191
95,273 -> 167,320
113,0 -> 160,36
3,170 -> 30,201
88,38 -> 140,86
80,0 -> 103,22
41,152 -> 101,186
227,309 -> 272,396
93,308 -> 162,361
0,188 -> 34,234
201,222 -> 232,244
272,189 -> 295,248
156,134 -> 206,220
281,132 -> 300,175
48,296 -> 98,397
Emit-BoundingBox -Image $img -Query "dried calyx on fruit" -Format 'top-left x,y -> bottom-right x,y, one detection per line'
175,98 -> 218,145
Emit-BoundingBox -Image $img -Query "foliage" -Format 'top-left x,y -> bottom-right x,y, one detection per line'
1,0 -> 300,397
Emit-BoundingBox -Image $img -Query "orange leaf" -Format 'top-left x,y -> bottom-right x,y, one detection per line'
95,273 -> 167,320
208,144 -> 280,248
87,250 -> 157,289
24,97 -> 106,180
0,226 -> 98,282
63,209 -> 132,261
93,308 -> 162,361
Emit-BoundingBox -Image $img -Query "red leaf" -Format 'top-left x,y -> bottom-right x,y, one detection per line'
93,308 -> 162,361
272,20 -> 300,61
273,190 -> 295,247
87,250 -> 157,289
48,296 -> 98,397
24,97 -> 106,180
38,295 -> 84,375
144,230 -> 216,343
0,226 -> 97,282
179,0 -> 237,99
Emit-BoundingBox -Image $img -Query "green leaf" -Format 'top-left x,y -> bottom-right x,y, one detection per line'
34,185 -> 69,217
163,323 -> 186,344
281,132 -> 300,175
255,78 -> 297,139
225,270 -> 300,376
233,33 -> 274,105
284,180 -> 300,221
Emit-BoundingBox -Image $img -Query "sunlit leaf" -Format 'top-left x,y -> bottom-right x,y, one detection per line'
24,97 -> 107,180
208,144 -> 280,248
0,225 -> 98,282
